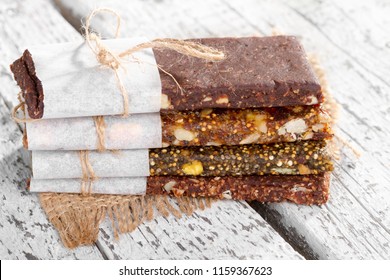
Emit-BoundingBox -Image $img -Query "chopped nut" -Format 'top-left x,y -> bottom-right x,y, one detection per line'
222,190 -> 232,199
278,119 -> 308,136
239,133 -> 260,144
163,181 -> 176,192
182,160 -> 204,175
172,188 -> 185,196
216,95 -> 229,104
307,95 -> 319,105
312,123 -> 324,132
161,94 -> 171,109
298,164 -> 311,175
256,120 -> 268,134
200,108 -> 213,117
206,141 -> 222,146
203,96 -> 212,102
302,131 -> 314,140
161,142 -> 169,147
174,128 -> 197,141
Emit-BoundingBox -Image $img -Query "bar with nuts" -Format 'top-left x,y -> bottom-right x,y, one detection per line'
162,105 -> 332,147
147,173 -> 331,205
24,105 -> 332,150
28,173 -> 330,205
11,36 -> 322,119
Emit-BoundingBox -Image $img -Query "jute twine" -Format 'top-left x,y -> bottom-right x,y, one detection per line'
83,8 -> 225,150
79,150 -> 97,194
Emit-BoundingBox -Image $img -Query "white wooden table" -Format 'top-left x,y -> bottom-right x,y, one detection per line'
1,0 -> 389,259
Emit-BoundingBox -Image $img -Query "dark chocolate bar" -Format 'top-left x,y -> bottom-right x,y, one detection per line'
157,36 -> 322,111
146,173 -> 331,205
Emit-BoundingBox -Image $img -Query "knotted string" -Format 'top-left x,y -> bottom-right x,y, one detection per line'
84,7 -> 225,117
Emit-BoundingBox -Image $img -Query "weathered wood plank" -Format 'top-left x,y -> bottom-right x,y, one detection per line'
0,0 -> 103,259
97,200 -> 302,259
0,0 -> 302,259
222,0 -> 390,259
0,99 -> 103,260
57,0 -> 390,259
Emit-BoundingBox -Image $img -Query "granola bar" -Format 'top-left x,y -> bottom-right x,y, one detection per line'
147,173 -> 331,205
150,140 -> 333,176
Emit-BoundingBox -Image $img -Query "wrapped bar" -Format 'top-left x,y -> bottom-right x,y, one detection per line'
11,36 -> 323,119
31,140 -> 333,179
28,173 -> 330,205
24,106 -> 332,150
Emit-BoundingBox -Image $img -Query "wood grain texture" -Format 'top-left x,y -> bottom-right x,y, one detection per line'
96,200 -> 302,259
0,0 -> 100,260
0,0 -> 302,259
56,0 -> 390,259
0,99 -> 103,259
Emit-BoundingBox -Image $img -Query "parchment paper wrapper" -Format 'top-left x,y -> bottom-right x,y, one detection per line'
32,149 -> 150,179
26,113 -> 162,150
23,38 -> 161,118
29,177 -> 147,195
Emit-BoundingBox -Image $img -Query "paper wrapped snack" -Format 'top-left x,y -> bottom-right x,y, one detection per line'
25,106 -> 332,150
31,141 -> 333,179
11,36 -> 323,119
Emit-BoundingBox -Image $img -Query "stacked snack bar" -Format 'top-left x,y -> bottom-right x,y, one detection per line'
11,36 -> 333,205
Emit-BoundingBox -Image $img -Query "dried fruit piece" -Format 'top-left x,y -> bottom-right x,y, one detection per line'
182,160 -> 204,175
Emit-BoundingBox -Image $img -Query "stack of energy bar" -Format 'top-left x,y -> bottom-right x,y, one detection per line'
11,36 -> 333,205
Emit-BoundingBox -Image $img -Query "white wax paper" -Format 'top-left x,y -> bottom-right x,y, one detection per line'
26,113 -> 162,150
29,177 -> 147,195
32,150 -> 150,179
28,38 -> 161,119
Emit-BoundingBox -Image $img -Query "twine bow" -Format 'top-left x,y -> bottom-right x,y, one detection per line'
85,7 -> 225,117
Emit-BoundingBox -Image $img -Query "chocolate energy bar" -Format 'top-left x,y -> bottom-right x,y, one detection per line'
28,173 -> 330,205
147,173 -> 331,205
11,36 -> 322,119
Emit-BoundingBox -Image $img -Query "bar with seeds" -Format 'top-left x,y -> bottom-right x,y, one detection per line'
11,36 -> 322,119
150,140 -> 333,176
24,105 -> 332,151
162,105 -> 332,146
31,140 -> 333,179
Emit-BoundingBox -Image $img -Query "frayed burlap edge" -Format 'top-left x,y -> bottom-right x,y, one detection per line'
309,54 -> 361,160
40,193 -> 212,249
